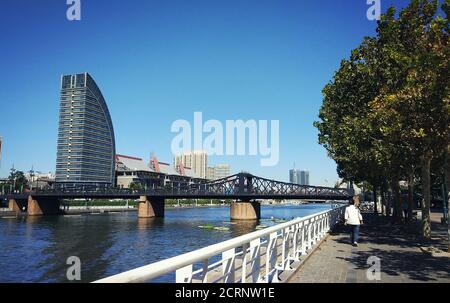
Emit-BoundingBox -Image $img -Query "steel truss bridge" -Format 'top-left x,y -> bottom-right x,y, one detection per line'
1,173 -> 352,201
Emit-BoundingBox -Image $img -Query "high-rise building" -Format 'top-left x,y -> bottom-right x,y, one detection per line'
213,164 -> 230,180
174,151 -> 207,179
55,73 -> 116,186
206,167 -> 215,180
207,164 -> 231,180
300,170 -> 310,185
289,168 -> 309,185
289,169 -> 300,184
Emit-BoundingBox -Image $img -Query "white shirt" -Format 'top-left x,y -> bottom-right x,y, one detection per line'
345,205 -> 363,225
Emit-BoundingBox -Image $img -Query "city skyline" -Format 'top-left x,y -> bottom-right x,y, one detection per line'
0,0 -> 414,186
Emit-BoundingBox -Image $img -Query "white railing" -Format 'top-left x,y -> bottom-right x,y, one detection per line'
94,205 -> 346,283
61,205 -> 134,210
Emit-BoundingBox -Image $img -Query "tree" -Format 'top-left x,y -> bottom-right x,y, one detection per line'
314,36 -> 390,218
368,0 -> 449,237
8,170 -> 28,191
315,0 -> 449,237
129,182 -> 142,190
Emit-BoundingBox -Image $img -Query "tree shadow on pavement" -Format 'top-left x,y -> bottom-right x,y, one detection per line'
331,214 -> 450,282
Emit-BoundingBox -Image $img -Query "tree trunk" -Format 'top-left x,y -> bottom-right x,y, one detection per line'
380,185 -> 386,216
408,170 -> 414,223
421,154 -> 432,239
391,177 -> 402,223
386,186 -> 392,217
373,187 -> 378,214
444,146 -> 450,252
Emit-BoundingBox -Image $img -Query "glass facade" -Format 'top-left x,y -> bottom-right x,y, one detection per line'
289,169 -> 309,185
55,73 -> 116,186
300,170 -> 310,186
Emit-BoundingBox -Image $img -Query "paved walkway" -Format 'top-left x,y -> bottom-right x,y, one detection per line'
289,212 -> 450,283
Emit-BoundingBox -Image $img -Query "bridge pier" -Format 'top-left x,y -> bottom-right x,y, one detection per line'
9,199 -> 28,214
230,201 -> 260,220
27,196 -> 62,216
138,196 -> 165,218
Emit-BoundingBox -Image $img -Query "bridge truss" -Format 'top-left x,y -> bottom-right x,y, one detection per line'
1,173 -> 353,201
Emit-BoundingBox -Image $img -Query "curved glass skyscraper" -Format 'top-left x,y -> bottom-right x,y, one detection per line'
56,73 -> 116,187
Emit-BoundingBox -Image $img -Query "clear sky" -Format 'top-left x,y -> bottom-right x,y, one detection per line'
0,0 -> 412,186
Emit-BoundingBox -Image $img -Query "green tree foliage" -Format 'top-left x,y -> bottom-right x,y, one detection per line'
8,170 -> 29,191
315,0 -> 449,238
128,182 -> 143,190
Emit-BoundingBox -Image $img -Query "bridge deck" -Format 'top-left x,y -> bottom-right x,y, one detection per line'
1,173 -> 352,201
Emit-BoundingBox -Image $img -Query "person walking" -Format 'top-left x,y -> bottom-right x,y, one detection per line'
402,196 -> 409,223
345,195 -> 363,247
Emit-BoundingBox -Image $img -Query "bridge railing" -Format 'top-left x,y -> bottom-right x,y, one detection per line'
1,173 -> 352,200
93,204 -> 346,283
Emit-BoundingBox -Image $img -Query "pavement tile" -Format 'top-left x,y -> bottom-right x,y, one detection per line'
289,213 -> 450,283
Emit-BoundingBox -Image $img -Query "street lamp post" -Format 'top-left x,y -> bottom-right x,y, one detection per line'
10,165 -> 16,193
29,167 -> 35,191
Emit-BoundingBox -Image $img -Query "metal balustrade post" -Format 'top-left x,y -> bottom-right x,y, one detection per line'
300,225 -> 307,255
319,215 -> 325,240
265,232 -> 278,282
176,264 -> 193,283
201,259 -> 209,283
249,238 -> 261,283
283,226 -> 296,270
293,223 -> 302,260
222,248 -> 236,283
241,243 -> 249,283
307,220 -> 312,249
287,225 -> 297,264
311,220 -> 317,245
317,217 -> 321,240
318,216 -> 323,239
279,228 -> 290,270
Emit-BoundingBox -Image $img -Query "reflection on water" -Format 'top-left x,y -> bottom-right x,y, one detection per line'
0,204 -> 331,283
229,220 -> 259,237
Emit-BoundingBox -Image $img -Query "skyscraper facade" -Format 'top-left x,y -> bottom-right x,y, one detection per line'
213,164 -> 231,180
289,168 -> 310,185
289,169 -> 300,184
174,151 -> 207,179
300,170 -> 310,185
55,73 -> 116,186
206,164 -> 231,180
206,167 -> 215,180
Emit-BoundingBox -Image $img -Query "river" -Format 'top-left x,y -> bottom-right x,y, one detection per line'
0,203 -> 332,283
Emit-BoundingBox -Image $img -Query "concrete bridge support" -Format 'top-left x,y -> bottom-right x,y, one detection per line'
138,196 -> 165,218
27,196 -> 62,216
230,201 -> 261,220
9,199 -> 28,214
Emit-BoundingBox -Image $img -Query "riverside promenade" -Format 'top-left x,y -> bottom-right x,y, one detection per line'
289,211 -> 450,283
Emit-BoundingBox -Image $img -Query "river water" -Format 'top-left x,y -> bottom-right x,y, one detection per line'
0,203 -> 332,283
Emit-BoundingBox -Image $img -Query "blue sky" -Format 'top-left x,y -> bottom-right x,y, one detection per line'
0,0 -> 412,185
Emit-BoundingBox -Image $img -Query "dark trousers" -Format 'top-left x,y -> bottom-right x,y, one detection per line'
349,224 -> 360,243
403,209 -> 409,222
